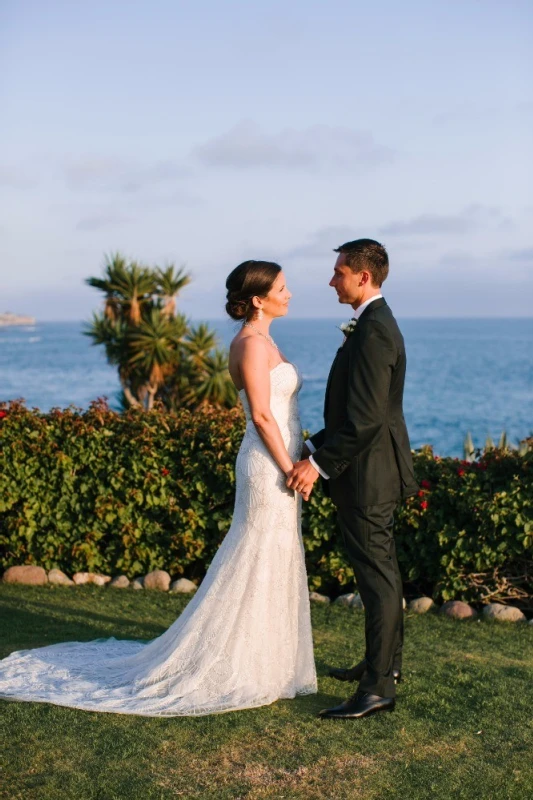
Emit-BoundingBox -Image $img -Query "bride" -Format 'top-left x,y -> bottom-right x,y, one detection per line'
0,260 -> 318,716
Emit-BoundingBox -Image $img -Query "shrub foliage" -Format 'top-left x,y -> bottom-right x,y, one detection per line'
1,402 -> 531,606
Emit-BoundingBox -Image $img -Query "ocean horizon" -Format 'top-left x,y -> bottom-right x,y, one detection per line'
1,317 -> 532,458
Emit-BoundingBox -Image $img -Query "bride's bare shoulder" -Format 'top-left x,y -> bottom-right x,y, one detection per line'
230,331 -> 269,365
231,330 -> 265,353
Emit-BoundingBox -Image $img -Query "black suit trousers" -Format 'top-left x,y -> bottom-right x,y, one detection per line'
336,501 -> 403,698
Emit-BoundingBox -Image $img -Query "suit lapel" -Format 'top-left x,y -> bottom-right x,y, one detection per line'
323,346 -> 343,418
323,299 -> 387,421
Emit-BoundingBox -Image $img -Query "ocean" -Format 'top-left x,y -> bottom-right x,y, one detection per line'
1,319 -> 531,457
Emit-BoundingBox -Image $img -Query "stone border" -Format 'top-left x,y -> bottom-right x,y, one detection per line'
310,591 -> 530,624
1,566 -> 197,594
2,567 -> 531,624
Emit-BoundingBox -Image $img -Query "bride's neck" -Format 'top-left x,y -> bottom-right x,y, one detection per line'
246,317 -> 273,336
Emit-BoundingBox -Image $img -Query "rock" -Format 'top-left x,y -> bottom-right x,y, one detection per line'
48,568 -> 74,586
409,597 -> 435,614
333,593 -> 363,609
132,577 -> 144,590
110,575 -> 130,589
440,600 -> 477,620
482,603 -> 526,623
72,572 -> 91,585
72,572 -> 111,586
2,565 -> 48,586
309,591 -> 331,604
334,593 -> 355,607
91,574 -> 111,587
529,618 -> 533,626
170,578 -> 197,594
143,569 -> 171,591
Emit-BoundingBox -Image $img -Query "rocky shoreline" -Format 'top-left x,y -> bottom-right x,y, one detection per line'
0,312 -> 36,326
2,565 -> 531,625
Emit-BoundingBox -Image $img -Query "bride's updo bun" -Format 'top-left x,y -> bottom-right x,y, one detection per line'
225,260 -> 282,321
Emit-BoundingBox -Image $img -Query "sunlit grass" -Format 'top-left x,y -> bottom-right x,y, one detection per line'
1,584 -> 531,799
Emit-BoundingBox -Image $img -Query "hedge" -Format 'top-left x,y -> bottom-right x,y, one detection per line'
0,401 -> 531,607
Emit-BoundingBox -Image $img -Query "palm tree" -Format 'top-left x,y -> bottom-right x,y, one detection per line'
184,323 -> 218,369
192,350 -> 238,408
85,253 -> 128,321
156,265 -> 191,317
111,260 -> 155,325
85,312 -> 141,407
127,309 -> 187,409
86,253 -> 238,412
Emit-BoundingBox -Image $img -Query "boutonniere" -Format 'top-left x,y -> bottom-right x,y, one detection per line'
339,318 -> 358,339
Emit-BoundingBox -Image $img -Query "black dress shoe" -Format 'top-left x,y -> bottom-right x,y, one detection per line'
328,663 -> 402,685
319,690 -> 395,719
328,659 -> 365,683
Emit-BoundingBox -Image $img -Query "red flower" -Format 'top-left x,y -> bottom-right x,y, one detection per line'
420,500 -> 428,510
421,479 -> 431,489
161,468 -> 170,476
0,410 -> 6,420
477,463 -> 488,471
457,468 -> 466,477
418,490 -> 425,497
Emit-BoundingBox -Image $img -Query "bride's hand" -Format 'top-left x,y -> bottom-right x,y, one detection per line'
286,466 -> 312,501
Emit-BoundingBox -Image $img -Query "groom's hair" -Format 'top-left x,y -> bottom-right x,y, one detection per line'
334,239 -> 389,287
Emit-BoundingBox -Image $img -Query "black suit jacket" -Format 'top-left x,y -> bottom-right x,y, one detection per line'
310,298 -> 418,507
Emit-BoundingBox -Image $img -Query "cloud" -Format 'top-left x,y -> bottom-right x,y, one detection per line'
508,247 -> 533,262
0,166 -> 37,189
193,121 -> 395,171
434,101 -> 533,125
379,205 -> 512,237
285,226 -> 358,261
65,157 -> 190,193
76,212 -> 134,232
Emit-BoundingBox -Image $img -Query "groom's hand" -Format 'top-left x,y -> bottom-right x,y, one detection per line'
286,459 -> 319,500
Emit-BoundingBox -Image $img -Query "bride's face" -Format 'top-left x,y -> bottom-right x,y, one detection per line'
259,271 -> 292,319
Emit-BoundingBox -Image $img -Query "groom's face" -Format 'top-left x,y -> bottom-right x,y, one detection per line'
329,254 -> 365,305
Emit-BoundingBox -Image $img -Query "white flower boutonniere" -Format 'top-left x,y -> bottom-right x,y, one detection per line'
339,318 -> 358,338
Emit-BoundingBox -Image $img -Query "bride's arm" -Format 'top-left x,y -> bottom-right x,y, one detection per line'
239,337 -> 294,476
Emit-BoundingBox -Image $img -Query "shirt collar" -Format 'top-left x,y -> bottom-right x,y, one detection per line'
352,294 -> 383,320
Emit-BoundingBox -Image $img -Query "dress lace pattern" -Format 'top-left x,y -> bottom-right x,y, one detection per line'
0,362 -> 317,716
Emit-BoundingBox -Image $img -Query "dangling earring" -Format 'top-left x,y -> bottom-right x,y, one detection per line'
257,308 -> 264,321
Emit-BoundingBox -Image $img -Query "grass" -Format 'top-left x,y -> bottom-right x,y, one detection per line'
0,585 -> 532,800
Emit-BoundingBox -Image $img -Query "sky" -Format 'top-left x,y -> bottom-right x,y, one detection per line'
1,0 -> 532,320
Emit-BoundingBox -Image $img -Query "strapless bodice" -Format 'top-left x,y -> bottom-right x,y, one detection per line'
238,361 -> 302,433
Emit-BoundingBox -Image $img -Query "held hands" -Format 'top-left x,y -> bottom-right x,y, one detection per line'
286,458 -> 320,502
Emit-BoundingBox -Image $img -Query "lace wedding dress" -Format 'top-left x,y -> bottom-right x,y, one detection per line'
0,361 -> 317,716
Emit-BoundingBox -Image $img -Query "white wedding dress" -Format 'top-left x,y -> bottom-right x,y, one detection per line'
0,361 -> 317,716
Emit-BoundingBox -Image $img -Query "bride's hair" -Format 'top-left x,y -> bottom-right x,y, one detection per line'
225,260 -> 282,321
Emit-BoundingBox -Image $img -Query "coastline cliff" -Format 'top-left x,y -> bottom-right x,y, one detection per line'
0,312 -> 37,326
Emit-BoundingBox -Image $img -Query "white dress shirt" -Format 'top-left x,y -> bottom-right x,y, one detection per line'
307,294 -> 383,479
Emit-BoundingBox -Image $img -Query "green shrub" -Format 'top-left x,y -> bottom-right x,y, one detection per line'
304,445 -> 533,607
0,400 -> 245,580
0,402 -> 531,606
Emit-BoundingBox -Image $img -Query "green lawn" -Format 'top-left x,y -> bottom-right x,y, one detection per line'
0,585 -> 531,800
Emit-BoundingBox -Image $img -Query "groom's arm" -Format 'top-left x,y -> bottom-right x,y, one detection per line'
304,433 -> 330,479
306,429 -> 326,451
311,321 -> 395,480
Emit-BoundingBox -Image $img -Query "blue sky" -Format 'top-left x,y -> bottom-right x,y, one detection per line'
1,0 -> 532,319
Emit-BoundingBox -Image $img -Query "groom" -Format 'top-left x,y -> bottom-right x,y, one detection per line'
287,238 -> 418,719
